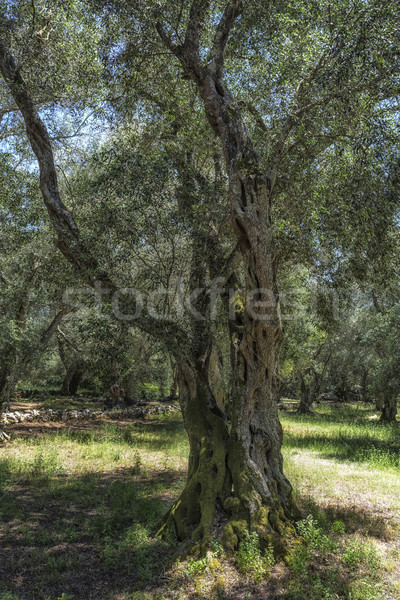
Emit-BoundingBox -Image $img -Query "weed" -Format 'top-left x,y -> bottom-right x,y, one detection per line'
331,519 -> 346,534
210,539 -> 224,557
185,557 -> 208,577
342,538 -> 382,572
132,450 -> 142,474
31,449 -> 62,477
235,530 -> 273,582
286,543 -> 310,576
296,515 -> 337,552
348,579 -> 384,600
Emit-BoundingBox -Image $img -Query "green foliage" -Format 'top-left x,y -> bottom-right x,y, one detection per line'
331,520 -> 346,534
235,531 -> 274,582
296,515 -> 337,552
210,539 -> 224,557
185,557 -> 208,577
342,538 -> 382,572
347,580 -> 384,600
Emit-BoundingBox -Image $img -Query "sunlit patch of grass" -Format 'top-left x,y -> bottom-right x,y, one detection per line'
280,403 -> 400,600
281,404 -> 400,519
1,415 -> 189,479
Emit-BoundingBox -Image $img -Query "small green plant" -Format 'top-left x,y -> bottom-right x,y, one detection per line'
235,530 -> 273,582
58,594 -> 74,600
210,538 -> 224,557
342,538 -> 382,572
132,450 -> 142,474
348,579 -> 384,600
286,543 -> 310,576
185,557 -> 208,577
331,520 -> 346,534
296,515 -> 337,552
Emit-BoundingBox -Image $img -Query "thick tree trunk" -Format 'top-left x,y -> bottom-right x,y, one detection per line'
222,177 -> 296,551
60,365 -> 82,395
379,397 -> 397,422
297,372 -> 319,414
158,163 -> 233,553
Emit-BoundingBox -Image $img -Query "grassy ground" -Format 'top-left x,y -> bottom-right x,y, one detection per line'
0,402 -> 399,599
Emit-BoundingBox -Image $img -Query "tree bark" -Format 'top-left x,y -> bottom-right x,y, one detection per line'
208,345 -> 227,414
157,161 -> 234,553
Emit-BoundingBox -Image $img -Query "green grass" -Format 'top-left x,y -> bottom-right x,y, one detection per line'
281,404 -> 400,470
0,403 -> 399,599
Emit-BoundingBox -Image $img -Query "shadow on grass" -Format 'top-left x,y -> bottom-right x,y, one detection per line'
281,406 -> 400,469
0,462 -> 183,600
7,414 -> 187,453
294,493 -> 398,541
284,430 -> 400,468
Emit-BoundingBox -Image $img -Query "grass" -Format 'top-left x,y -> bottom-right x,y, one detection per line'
0,402 -> 399,599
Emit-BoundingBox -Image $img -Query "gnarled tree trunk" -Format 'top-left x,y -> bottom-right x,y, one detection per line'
222,175 -> 296,551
